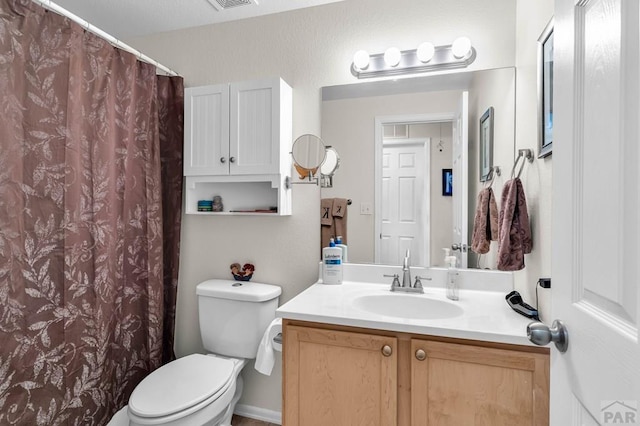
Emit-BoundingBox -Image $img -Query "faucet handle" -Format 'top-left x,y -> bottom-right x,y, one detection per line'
383,274 -> 401,290
414,276 -> 432,289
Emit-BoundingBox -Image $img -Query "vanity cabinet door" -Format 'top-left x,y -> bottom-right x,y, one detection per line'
284,325 -> 397,426
410,339 -> 549,426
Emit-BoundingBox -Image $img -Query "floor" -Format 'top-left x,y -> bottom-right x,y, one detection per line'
231,415 -> 279,426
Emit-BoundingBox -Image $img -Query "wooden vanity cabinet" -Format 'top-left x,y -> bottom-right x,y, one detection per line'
283,320 -> 549,426
284,325 -> 398,426
410,339 -> 549,426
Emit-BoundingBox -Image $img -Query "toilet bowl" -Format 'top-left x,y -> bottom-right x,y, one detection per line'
109,354 -> 246,426
108,279 -> 281,426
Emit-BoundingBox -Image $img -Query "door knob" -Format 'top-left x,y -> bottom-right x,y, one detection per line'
229,157 -> 236,163
451,243 -> 467,253
415,349 -> 426,361
381,345 -> 392,357
220,157 -> 226,163
527,320 -> 569,353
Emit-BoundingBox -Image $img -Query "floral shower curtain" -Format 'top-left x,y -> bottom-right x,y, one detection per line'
0,1 -> 184,424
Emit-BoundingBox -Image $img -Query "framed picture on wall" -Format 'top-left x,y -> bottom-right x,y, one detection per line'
442,169 -> 453,196
479,107 -> 494,182
538,18 -> 554,158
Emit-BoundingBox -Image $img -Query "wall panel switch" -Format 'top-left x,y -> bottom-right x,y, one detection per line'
360,202 -> 373,215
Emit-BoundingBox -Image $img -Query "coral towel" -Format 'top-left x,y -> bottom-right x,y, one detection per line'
497,178 -> 532,270
471,188 -> 499,254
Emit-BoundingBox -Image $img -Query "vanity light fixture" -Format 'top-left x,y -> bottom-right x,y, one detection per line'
353,50 -> 370,70
416,42 -> 435,63
351,37 -> 476,79
451,36 -> 472,59
383,47 -> 402,67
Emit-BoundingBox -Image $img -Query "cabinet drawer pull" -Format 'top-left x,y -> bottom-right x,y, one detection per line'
220,157 -> 226,163
229,156 -> 236,163
415,349 -> 426,361
381,345 -> 392,357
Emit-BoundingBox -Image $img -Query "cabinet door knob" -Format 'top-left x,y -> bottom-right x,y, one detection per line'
381,345 -> 393,357
220,157 -> 226,163
229,156 -> 236,163
415,349 -> 426,361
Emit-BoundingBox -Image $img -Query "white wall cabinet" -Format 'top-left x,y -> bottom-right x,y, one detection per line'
183,77 -> 293,215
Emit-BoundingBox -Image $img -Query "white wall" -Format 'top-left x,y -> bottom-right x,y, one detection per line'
128,0 -> 519,414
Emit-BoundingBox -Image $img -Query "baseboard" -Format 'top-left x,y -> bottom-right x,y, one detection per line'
234,404 -> 282,425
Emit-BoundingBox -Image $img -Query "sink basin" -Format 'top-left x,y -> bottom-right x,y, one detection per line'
352,293 -> 464,320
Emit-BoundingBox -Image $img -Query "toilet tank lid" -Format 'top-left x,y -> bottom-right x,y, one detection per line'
196,279 -> 281,302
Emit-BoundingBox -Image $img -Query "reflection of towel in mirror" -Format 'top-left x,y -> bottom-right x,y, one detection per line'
321,198 -> 334,252
332,198 -> 348,245
471,188 -> 499,254
497,178 -> 532,270
321,198 -> 349,253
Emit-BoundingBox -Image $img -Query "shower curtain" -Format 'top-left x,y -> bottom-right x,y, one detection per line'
0,1 -> 184,424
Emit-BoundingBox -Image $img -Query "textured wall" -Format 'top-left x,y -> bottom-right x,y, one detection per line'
128,0 -> 520,414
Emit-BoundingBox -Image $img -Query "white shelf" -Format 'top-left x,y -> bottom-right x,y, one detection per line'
185,175 -> 291,216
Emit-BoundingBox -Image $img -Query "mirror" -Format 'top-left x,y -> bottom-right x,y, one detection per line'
292,134 -> 326,179
320,67 -> 516,269
320,147 -> 340,188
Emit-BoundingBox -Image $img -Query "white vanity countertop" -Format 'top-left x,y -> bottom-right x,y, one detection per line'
276,280 -> 537,347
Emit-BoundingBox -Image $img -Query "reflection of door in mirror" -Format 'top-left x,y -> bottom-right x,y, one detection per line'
378,136 -> 429,267
374,120 -> 456,269
452,92 -> 469,268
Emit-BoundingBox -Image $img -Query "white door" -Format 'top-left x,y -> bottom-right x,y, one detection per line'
378,141 -> 429,266
452,92 -> 469,268
550,1 -> 640,424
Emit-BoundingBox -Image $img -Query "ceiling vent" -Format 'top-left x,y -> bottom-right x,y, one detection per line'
207,0 -> 259,11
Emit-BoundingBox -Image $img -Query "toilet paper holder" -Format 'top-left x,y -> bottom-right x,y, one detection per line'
273,333 -> 282,345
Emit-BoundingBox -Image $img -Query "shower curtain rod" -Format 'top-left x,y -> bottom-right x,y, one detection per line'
32,0 -> 180,77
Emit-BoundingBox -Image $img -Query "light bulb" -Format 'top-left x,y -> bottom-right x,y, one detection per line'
384,47 -> 401,67
416,42 -> 435,63
452,37 -> 472,59
353,50 -> 370,70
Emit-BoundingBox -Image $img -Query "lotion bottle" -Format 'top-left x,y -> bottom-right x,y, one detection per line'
443,248 -> 459,300
335,235 -> 348,263
322,238 -> 343,284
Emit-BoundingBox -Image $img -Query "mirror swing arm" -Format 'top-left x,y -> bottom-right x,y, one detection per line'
285,172 -> 319,188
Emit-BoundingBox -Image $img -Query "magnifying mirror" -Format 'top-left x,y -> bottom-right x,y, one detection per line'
292,134 -> 326,179
320,147 -> 340,188
321,147 -> 340,176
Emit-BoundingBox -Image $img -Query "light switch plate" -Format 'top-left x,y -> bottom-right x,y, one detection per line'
360,202 -> 373,215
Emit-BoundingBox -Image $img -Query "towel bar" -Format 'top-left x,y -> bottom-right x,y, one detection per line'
273,332 -> 283,345
510,149 -> 534,179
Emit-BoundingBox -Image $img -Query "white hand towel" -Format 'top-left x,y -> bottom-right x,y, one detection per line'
254,318 -> 282,376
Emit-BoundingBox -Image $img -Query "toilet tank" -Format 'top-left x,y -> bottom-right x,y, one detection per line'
196,279 -> 281,359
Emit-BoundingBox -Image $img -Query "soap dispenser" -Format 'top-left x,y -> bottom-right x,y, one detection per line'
443,248 -> 459,301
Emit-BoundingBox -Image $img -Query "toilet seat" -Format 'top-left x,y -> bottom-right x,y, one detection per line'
129,354 -> 235,420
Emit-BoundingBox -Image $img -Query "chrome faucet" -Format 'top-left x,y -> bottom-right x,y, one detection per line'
383,249 -> 431,294
402,249 -> 412,288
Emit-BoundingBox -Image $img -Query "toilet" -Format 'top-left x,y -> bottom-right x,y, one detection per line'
109,279 -> 281,426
